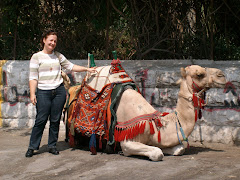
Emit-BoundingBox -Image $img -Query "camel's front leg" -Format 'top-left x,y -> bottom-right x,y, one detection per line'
162,144 -> 185,156
120,140 -> 164,161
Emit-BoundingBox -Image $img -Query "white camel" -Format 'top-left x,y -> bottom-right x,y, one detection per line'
115,65 -> 226,161
65,64 -> 226,161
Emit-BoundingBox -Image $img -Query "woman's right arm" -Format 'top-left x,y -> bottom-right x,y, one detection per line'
29,80 -> 38,105
29,53 -> 39,105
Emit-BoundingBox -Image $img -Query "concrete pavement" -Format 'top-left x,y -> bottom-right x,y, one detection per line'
0,122 -> 240,180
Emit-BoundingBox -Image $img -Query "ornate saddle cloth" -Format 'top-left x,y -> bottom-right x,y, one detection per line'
68,60 -> 135,149
71,82 -> 113,138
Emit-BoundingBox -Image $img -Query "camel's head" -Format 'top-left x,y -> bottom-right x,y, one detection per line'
180,65 -> 226,92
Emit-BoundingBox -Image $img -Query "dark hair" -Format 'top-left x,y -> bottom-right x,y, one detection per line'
40,30 -> 58,48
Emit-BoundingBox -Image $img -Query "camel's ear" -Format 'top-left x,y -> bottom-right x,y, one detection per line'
180,67 -> 187,78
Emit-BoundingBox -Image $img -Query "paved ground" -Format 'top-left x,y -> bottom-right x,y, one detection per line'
0,122 -> 240,180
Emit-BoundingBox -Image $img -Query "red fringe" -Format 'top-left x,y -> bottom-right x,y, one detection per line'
114,120 -> 163,143
114,122 -> 147,142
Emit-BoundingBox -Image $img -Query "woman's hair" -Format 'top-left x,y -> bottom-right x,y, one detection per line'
40,30 -> 58,48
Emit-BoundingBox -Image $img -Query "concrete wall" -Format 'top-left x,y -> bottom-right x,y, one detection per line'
0,59 -> 239,145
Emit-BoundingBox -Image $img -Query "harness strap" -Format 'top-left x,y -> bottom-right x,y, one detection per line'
175,111 -> 189,148
176,122 -> 182,145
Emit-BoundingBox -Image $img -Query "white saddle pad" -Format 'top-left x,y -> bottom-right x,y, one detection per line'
86,65 -> 132,92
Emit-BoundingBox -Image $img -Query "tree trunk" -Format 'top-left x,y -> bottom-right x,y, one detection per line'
210,0 -> 214,60
105,0 -> 110,59
13,18 -> 18,60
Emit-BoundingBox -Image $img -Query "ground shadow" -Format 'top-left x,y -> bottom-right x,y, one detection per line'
118,145 -> 225,161
34,141 -> 70,155
2,128 -> 32,136
184,145 -> 224,155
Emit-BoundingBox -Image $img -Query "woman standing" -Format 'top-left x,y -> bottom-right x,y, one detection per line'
26,30 -> 96,157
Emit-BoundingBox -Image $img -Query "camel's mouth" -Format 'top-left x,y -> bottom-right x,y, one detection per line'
212,81 -> 226,88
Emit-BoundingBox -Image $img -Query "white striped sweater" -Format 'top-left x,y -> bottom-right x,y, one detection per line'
29,51 -> 74,90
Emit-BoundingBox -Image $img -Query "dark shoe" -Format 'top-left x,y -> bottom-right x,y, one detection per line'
25,149 -> 34,157
49,148 -> 59,155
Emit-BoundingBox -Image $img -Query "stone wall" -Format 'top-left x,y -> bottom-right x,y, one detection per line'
0,59 -> 239,145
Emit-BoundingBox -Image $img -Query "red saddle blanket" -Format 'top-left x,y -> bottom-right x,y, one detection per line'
71,82 -> 113,140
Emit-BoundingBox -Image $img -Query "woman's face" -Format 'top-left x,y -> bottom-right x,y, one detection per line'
43,34 -> 57,52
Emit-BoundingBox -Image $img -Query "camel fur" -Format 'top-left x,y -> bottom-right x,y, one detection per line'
65,65 -> 226,161
115,65 -> 226,161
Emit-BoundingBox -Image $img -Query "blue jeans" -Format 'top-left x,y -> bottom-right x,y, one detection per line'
28,84 -> 66,150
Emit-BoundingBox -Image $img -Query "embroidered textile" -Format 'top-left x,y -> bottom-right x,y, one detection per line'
71,82 -> 113,139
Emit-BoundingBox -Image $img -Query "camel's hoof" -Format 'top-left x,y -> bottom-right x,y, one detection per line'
149,148 -> 164,161
173,146 -> 185,156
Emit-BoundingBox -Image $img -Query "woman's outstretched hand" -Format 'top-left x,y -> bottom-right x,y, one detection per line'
87,67 -> 97,73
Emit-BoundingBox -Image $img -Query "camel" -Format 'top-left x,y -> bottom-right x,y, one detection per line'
65,64 -> 226,161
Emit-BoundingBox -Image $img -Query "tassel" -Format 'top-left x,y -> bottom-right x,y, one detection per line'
158,131 -> 161,142
114,121 -> 148,142
123,129 -> 127,141
193,94 -> 198,107
121,129 -> 125,141
158,119 -> 163,127
161,112 -> 169,116
99,136 -> 102,150
195,109 -> 198,122
129,128 -> 133,140
114,142 -> 117,151
90,146 -> 97,155
120,129 -> 125,141
114,128 -> 119,142
139,123 -> 144,134
198,109 -> 202,119
69,133 -> 75,147
89,134 -> 97,155
117,129 -> 122,142
149,121 -> 155,134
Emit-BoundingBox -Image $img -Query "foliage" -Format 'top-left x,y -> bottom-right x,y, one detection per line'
0,0 -> 240,60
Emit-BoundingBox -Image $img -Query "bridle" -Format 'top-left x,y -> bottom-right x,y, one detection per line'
178,67 -> 211,122
175,67 -> 211,147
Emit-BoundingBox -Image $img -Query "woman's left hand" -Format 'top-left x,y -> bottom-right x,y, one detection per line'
87,67 -> 97,73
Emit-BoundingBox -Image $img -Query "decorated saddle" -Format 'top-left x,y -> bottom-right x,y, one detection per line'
65,59 -> 139,153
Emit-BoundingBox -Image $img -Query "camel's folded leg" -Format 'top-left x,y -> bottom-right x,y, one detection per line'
162,144 -> 185,156
120,140 -> 164,161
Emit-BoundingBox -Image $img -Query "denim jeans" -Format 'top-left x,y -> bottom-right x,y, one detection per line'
28,83 -> 66,150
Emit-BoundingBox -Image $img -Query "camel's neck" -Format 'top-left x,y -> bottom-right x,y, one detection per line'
175,79 -> 196,136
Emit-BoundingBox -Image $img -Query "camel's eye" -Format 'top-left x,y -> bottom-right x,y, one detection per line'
217,71 -> 225,77
196,73 -> 205,79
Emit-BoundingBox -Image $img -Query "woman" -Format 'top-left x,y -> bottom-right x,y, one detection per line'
25,30 -> 96,157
